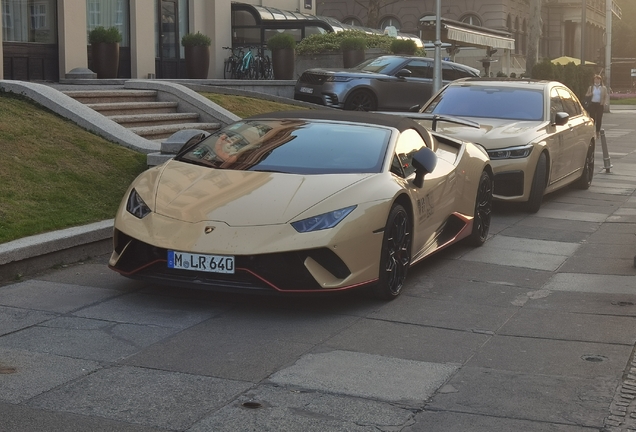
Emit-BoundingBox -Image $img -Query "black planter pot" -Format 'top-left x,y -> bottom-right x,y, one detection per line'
91,42 -> 120,79
343,49 -> 365,68
271,48 -> 295,80
185,45 -> 210,79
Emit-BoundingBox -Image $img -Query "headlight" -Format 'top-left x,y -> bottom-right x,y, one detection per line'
291,206 -> 357,233
326,76 -> 352,82
487,144 -> 533,160
126,188 -> 151,219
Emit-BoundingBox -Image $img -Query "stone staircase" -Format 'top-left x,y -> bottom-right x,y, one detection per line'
63,89 -> 222,142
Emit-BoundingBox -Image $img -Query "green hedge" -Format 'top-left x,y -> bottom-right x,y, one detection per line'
531,59 -> 595,100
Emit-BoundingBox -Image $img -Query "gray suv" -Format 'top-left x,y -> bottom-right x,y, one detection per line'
294,55 -> 480,111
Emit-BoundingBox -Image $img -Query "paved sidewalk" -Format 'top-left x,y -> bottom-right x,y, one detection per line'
0,106 -> 635,432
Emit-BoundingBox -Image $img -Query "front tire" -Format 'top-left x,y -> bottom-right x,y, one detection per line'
525,152 -> 547,213
575,141 -> 595,189
466,171 -> 493,246
374,204 -> 412,300
344,89 -> 377,111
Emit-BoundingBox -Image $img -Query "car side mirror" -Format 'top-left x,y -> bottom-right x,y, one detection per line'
553,112 -> 569,126
411,147 -> 438,188
396,68 -> 412,79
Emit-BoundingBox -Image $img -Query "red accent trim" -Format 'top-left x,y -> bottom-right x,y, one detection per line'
411,212 -> 473,266
109,261 -> 376,293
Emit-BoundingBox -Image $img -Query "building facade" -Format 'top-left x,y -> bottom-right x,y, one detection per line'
0,0 -> 316,81
318,0 -> 609,76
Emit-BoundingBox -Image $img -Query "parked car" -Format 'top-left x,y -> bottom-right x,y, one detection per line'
109,110 -> 492,300
415,78 -> 596,212
294,55 -> 480,111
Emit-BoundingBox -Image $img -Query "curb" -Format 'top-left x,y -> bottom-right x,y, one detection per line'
0,220 -> 113,283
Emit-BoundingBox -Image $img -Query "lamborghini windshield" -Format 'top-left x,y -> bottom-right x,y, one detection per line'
175,119 -> 391,174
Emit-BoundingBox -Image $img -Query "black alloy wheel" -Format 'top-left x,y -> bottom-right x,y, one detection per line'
525,152 -> 547,213
467,171 -> 493,246
575,141 -> 595,189
344,89 -> 377,111
374,204 -> 412,300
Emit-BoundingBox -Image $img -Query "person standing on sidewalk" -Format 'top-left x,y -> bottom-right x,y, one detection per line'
585,74 -> 610,138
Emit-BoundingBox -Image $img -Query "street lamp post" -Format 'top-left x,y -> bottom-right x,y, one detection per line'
432,0 -> 442,93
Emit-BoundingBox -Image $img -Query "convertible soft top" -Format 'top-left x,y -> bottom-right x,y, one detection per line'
247,110 -> 435,149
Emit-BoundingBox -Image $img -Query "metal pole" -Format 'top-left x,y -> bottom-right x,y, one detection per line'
599,129 -> 612,173
581,0 -> 586,65
605,0 -> 612,94
432,0 -> 442,93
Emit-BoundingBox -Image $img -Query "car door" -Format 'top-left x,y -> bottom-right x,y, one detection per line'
384,59 -> 434,110
391,129 -> 457,257
555,87 -> 589,180
546,87 -> 571,182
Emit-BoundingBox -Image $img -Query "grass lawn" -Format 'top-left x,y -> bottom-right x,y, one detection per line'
0,91 -> 306,244
611,97 -> 636,105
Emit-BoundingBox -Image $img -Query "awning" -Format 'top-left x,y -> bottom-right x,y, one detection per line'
420,17 -> 515,50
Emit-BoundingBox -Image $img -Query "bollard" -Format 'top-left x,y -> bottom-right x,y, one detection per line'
599,129 -> 613,173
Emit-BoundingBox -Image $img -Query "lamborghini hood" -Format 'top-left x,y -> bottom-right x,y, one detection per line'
426,118 -> 546,149
150,160 -> 373,226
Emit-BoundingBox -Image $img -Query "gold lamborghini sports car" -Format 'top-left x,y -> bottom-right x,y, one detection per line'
109,111 -> 493,299
417,78 -> 596,213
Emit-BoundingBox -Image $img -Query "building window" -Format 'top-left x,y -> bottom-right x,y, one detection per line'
379,16 -> 401,31
343,17 -> 362,27
86,0 -> 129,47
460,14 -> 481,27
2,0 -> 56,43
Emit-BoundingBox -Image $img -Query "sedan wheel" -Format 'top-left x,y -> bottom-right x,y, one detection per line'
344,90 -> 377,111
466,171 -> 493,246
374,204 -> 411,300
525,152 -> 547,213
575,141 -> 595,189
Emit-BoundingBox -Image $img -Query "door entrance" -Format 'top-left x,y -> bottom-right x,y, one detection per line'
157,0 -> 184,78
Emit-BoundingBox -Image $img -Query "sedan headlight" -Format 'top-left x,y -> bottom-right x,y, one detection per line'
326,76 -> 353,82
291,206 -> 357,233
487,144 -> 533,160
126,188 -> 151,219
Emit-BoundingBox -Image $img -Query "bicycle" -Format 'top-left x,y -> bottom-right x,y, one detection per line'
222,46 -> 240,79
253,45 -> 273,80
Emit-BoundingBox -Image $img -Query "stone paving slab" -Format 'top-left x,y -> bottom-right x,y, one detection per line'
544,273 -> 636,294
0,402 -> 169,432
0,280 -> 123,313
0,347 -> 100,404
0,317 -> 183,362
27,365 -> 252,431
189,384 -> 415,432
534,208 -> 610,223
460,236 -> 579,271
426,367 -> 616,429
404,410 -> 599,431
322,318 -> 491,364
368,295 -> 518,333
467,335 -> 631,378
0,305 -> 56,337
420,258 -> 554,290
497,307 -> 636,345
268,350 -> 458,405
519,289 -> 636,316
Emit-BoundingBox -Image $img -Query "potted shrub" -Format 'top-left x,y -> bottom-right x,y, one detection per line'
89,26 -> 122,79
181,32 -> 211,79
267,33 -> 296,80
341,36 -> 366,68
390,39 -> 417,55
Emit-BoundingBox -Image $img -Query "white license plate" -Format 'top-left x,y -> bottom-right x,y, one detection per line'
299,86 -> 313,94
167,250 -> 235,274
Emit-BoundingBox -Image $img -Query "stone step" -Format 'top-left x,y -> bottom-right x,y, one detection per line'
130,122 -> 221,140
63,89 -> 158,104
109,112 -> 200,127
86,101 -> 179,115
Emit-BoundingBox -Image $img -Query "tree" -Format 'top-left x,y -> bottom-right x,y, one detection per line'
526,0 -> 542,76
612,0 -> 636,58
354,0 -> 403,29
